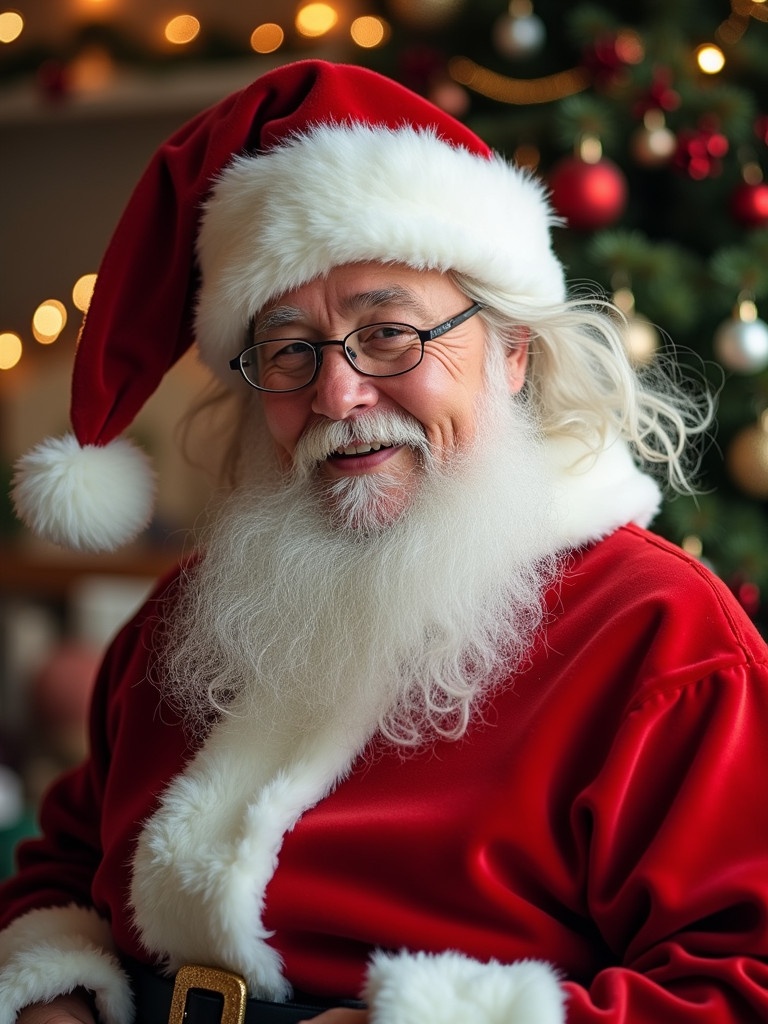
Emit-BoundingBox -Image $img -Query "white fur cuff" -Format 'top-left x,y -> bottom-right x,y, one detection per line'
0,906 -> 133,1024
364,949 -> 567,1024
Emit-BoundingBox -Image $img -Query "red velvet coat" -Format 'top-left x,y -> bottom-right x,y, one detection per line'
1,524 -> 768,1024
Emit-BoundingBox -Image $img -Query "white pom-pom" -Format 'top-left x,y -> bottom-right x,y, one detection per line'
11,434 -> 156,553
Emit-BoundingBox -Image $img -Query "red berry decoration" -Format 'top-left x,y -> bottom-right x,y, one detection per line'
673,118 -> 729,179
549,153 -> 628,231
730,180 -> 768,228
582,30 -> 644,90
633,67 -> 681,118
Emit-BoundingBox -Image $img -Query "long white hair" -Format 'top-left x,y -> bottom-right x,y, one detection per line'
450,272 -> 715,494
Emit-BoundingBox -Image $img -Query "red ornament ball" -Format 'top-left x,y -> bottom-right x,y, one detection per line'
730,577 -> 761,619
730,181 -> 768,228
548,155 -> 628,230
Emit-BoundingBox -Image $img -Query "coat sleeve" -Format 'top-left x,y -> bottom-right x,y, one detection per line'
559,658 -> 768,1022
364,646 -> 768,1022
0,571 -> 182,1024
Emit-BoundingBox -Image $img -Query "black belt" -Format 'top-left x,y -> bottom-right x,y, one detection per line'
125,958 -> 365,1024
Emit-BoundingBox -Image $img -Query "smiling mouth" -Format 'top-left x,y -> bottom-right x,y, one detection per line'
329,441 -> 396,458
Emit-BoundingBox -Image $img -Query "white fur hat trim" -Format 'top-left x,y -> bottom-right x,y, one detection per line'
195,123 -> 565,380
11,433 -> 156,553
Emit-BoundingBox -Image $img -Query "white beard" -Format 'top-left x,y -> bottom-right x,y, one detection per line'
160,381 -> 564,749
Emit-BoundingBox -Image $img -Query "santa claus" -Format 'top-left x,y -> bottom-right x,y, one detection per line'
3,60 -> 768,1024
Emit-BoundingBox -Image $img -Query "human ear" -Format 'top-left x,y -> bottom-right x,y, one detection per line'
504,326 -> 530,394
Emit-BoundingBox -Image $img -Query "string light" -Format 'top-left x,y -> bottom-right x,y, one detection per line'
350,16 -> 389,48
32,299 -> 67,345
696,43 -> 726,73
295,3 -> 337,38
0,332 -> 22,370
72,273 -> 97,313
449,56 -> 590,104
164,15 -> 201,45
0,10 -> 23,43
250,23 -> 284,54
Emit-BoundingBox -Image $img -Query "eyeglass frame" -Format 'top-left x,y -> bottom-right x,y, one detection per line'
228,302 -> 484,393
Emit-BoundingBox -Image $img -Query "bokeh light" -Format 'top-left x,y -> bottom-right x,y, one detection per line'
696,43 -> 725,73
0,10 -> 23,43
32,299 -> 67,344
350,16 -> 389,48
165,14 -> 200,45
72,273 -> 97,312
250,23 -> 284,53
0,332 -> 22,370
295,3 -> 337,37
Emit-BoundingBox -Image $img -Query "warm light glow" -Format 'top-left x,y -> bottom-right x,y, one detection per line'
743,161 -> 764,185
350,16 -> 388,48
738,298 -> 759,323
579,136 -> 603,164
72,273 -> 97,312
696,43 -> 725,74
70,45 -> 115,92
295,3 -> 338,37
682,535 -> 703,558
0,332 -> 22,369
449,57 -> 590,106
72,0 -> 121,16
165,14 -> 201,45
32,299 -> 67,344
250,22 -> 284,53
0,10 -> 23,43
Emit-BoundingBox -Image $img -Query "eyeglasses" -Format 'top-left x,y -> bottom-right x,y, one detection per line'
229,303 -> 483,393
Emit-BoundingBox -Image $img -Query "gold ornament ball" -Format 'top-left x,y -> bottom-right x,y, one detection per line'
623,314 -> 660,365
726,420 -> 768,499
630,124 -> 676,167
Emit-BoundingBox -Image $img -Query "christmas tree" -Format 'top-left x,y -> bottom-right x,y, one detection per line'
1,0 -> 766,629
369,0 -> 768,633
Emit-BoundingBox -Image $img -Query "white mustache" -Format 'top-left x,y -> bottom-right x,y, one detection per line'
292,411 -> 432,474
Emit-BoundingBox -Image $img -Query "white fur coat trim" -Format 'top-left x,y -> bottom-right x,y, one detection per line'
365,949 -> 566,1024
130,703 -> 377,999
548,434 -> 661,543
0,905 -> 133,1024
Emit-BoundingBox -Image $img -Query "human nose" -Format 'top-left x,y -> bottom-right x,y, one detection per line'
310,345 -> 380,420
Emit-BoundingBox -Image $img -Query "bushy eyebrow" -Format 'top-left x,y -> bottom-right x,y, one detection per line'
251,305 -> 305,335
342,287 -> 431,320
252,288 -> 432,337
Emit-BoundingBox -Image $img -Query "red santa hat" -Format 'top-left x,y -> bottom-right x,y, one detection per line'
12,59 -> 565,553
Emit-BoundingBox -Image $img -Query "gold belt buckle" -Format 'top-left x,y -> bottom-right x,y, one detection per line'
168,964 -> 248,1024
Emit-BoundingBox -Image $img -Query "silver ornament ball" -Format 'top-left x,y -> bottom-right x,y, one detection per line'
493,10 -> 546,59
714,315 -> 768,374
